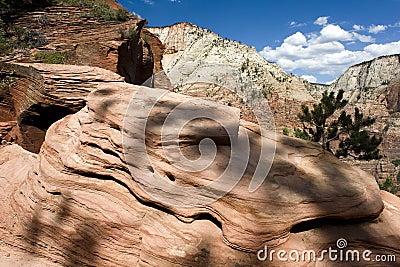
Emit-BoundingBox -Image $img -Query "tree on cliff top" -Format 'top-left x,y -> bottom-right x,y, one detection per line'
297,89 -> 382,160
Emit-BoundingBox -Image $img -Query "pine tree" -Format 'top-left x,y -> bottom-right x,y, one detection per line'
298,89 -> 382,160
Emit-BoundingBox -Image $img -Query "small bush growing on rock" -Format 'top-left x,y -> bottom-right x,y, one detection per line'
0,19 -> 11,55
379,177 -> 399,194
392,159 -> 400,167
53,0 -> 129,21
118,26 -> 137,40
52,0 -> 94,7
34,51 -> 65,64
116,8 -> 129,21
141,34 -> 149,44
19,28 -> 47,48
282,127 -> 289,136
91,2 -> 116,21
0,69 -> 18,92
0,21 -> 47,54
37,14 -> 49,26
294,128 -> 310,140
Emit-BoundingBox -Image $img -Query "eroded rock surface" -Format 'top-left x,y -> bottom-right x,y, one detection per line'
1,77 -> 398,266
0,62 -> 123,153
5,5 -> 158,86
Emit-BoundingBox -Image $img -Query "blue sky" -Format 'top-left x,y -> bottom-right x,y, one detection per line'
118,0 -> 400,84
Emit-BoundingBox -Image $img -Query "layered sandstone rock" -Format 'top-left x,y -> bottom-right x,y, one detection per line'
0,62 -> 123,152
386,80 -> 400,113
4,5 -> 158,86
330,55 -> 400,94
1,77 -> 399,266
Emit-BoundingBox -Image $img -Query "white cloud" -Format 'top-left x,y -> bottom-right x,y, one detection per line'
289,21 -> 307,28
312,24 -> 354,44
301,75 -> 317,83
364,41 -> 400,57
353,32 -> 375,43
353,24 -> 365,31
259,22 -> 400,83
314,16 -> 329,26
368,25 -> 387,34
284,32 -> 307,46
259,16 -> 400,83
143,0 -> 154,4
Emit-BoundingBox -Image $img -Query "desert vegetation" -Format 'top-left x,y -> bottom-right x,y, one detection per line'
53,0 -> 130,21
118,26 -> 138,40
0,18 -> 47,56
296,89 -> 382,160
34,51 -> 65,64
0,68 -> 17,92
379,176 -> 399,194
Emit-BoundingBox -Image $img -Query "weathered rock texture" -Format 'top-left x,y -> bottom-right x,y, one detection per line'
0,62 -> 123,153
0,1 -> 177,153
148,23 -> 316,128
0,72 -> 399,266
149,22 -> 400,182
387,80 -> 400,113
330,55 -> 400,94
4,4 -> 159,86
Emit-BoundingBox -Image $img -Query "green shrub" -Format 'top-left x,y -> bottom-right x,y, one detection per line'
19,28 -> 47,48
116,8 -> 129,21
141,34 -> 149,44
282,127 -> 289,136
379,177 -> 399,194
0,20 -> 47,55
0,69 -> 18,92
392,159 -> 400,167
0,19 -> 11,55
53,0 -> 129,21
294,128 -> 310,140
91,2 -> 116,21
52,0 -> 94,7
34,51 -> 65,64
91,3 -> 129,21
118,26 -> 137,40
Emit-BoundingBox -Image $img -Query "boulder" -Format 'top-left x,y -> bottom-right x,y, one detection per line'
0,80 -> 397,266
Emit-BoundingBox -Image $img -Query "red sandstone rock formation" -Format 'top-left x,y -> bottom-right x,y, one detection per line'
0,63 -> 123,152
5,4 -> 161,86
0,67 -> 398,266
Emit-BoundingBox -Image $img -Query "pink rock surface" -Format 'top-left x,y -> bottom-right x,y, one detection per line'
0,78 -> 398,266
